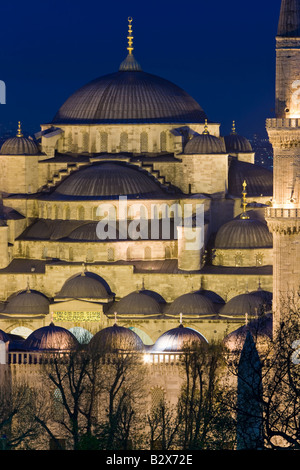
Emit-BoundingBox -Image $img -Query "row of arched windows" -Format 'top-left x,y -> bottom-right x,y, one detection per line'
99,131 -> 168,153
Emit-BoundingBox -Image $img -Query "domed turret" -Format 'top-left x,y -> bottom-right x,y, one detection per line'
22,322 -> 78,351
89,323 -> 144,353
56,269 -> 112,300
184,121 -> 226,154
0,122 -> 40,155
152,324 -> 207,352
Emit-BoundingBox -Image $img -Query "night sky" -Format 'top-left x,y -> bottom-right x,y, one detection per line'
0,0 -> 281,139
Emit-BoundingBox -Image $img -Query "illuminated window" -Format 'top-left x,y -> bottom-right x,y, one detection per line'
53,388 -> 64,421
140,132 -> 148,153
160,131 -> 167,151
151,386 -> 165,410
120,132 -> 128,151
100,132 -> 108,152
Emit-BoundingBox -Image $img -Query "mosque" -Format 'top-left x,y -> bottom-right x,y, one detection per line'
0,0 -> 299,449
0,13 -> 275,354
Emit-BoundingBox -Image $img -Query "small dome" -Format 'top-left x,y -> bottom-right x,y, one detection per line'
219,293 -> 269,318
54,163 -> 166,199
0,122 -> 40,155
166,291 -> 216,316
22,322 -> 78,351
224,313 -> 272,352
152,324 -> 207,352
224,125 -> 252,153
215,217 -> 273,249
67,223 -> 101,241
56,271 -> 111,299
89,323 -> 144,353
184,132 -> 226,154
3,289 -> 50,316
112,290 -> 161,316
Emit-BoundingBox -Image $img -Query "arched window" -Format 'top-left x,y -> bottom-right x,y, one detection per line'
78,206 -> 85,219
107,247 -> 115,261
82,132 -> 89,152
140,132 -> 148,153
160,131 -> 167,151
151,386 -> 165,410
100,132 -> 108,152
53,388 -> 64,421
235,253 -> 243,267
120,132 -> 128,152
165,246 -> 171,259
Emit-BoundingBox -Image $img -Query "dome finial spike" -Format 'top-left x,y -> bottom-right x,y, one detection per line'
26,277 -> 31,293
17,121 -> 23,138
245,312 -> 248,326
180,312 -> 183,324
127,16 -> 134,55
240,180 -> 250,219
231,120 -> 236,135
202,119 -> 209,135
114,311 -> 118,325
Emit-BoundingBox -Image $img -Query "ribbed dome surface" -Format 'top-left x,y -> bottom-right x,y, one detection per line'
54,163 -> 165,198
215,218 -> 273,249
22,322 -> 78,351
228,159 -> 273,197
184,133 -> 226,154
224,133 -> 252,153
89,324 -> 144,352
4,289 -> 50,316
220,293 -> 268,318
68,223 -> 100,241
0,136 -> 40,155
57,271 -> 111,299
52,68 -> 206,124
152,324 -> 207,352
166,292 -> 216,316
113,291 -> 161,315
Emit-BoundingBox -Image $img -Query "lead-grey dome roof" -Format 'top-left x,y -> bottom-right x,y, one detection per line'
111,290 -> 161,316
54,162 -> 166,199
228,159 -> 273,197
224,133 -> 252,153
184,133 -> 226,154
215,217 -> 273,249
3,289 -> 50,316
220,293 -> 269,318
56,271 -> 111,299
166,292 -> 216,316
0,136 -> 40,155
52,66 -> 207,124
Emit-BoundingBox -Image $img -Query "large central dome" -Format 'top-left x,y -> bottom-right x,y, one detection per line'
52,55 -> 206,124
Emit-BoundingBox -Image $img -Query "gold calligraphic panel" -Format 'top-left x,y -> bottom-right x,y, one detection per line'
54,312 -> 101,322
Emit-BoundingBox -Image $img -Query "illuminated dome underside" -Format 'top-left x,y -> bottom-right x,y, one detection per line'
52,70 -> 206,124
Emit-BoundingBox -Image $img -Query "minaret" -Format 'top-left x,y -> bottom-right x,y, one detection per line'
266,0 -> 300,333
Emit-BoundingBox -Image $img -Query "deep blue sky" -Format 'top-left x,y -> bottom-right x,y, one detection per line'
0,0 -> 281,139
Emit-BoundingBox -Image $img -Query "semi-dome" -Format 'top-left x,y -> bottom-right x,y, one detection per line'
228,159 -> 273,197
166,291 -> 216,316
0,122 -> 40,155
111,290 -> 161,316
22,322 -> 78,351
54,162 -> 166,198
215,217 -> 273,249
219,292 -> 269,318
89,323 -> 144,353
184,131 -> 226,155
56,271 -> 112,299
152,324 -> 207,352
3,289 -> 50,316
52,59 -> 206,125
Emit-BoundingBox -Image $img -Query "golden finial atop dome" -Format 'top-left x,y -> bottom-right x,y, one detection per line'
231,120 -> 236,134
202,119 -> 209,135
16,121 -> 23,138
127,17 -> 134,55
240,180 -> 250,219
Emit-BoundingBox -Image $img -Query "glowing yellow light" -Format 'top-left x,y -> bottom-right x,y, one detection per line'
143,353 -> 151,364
